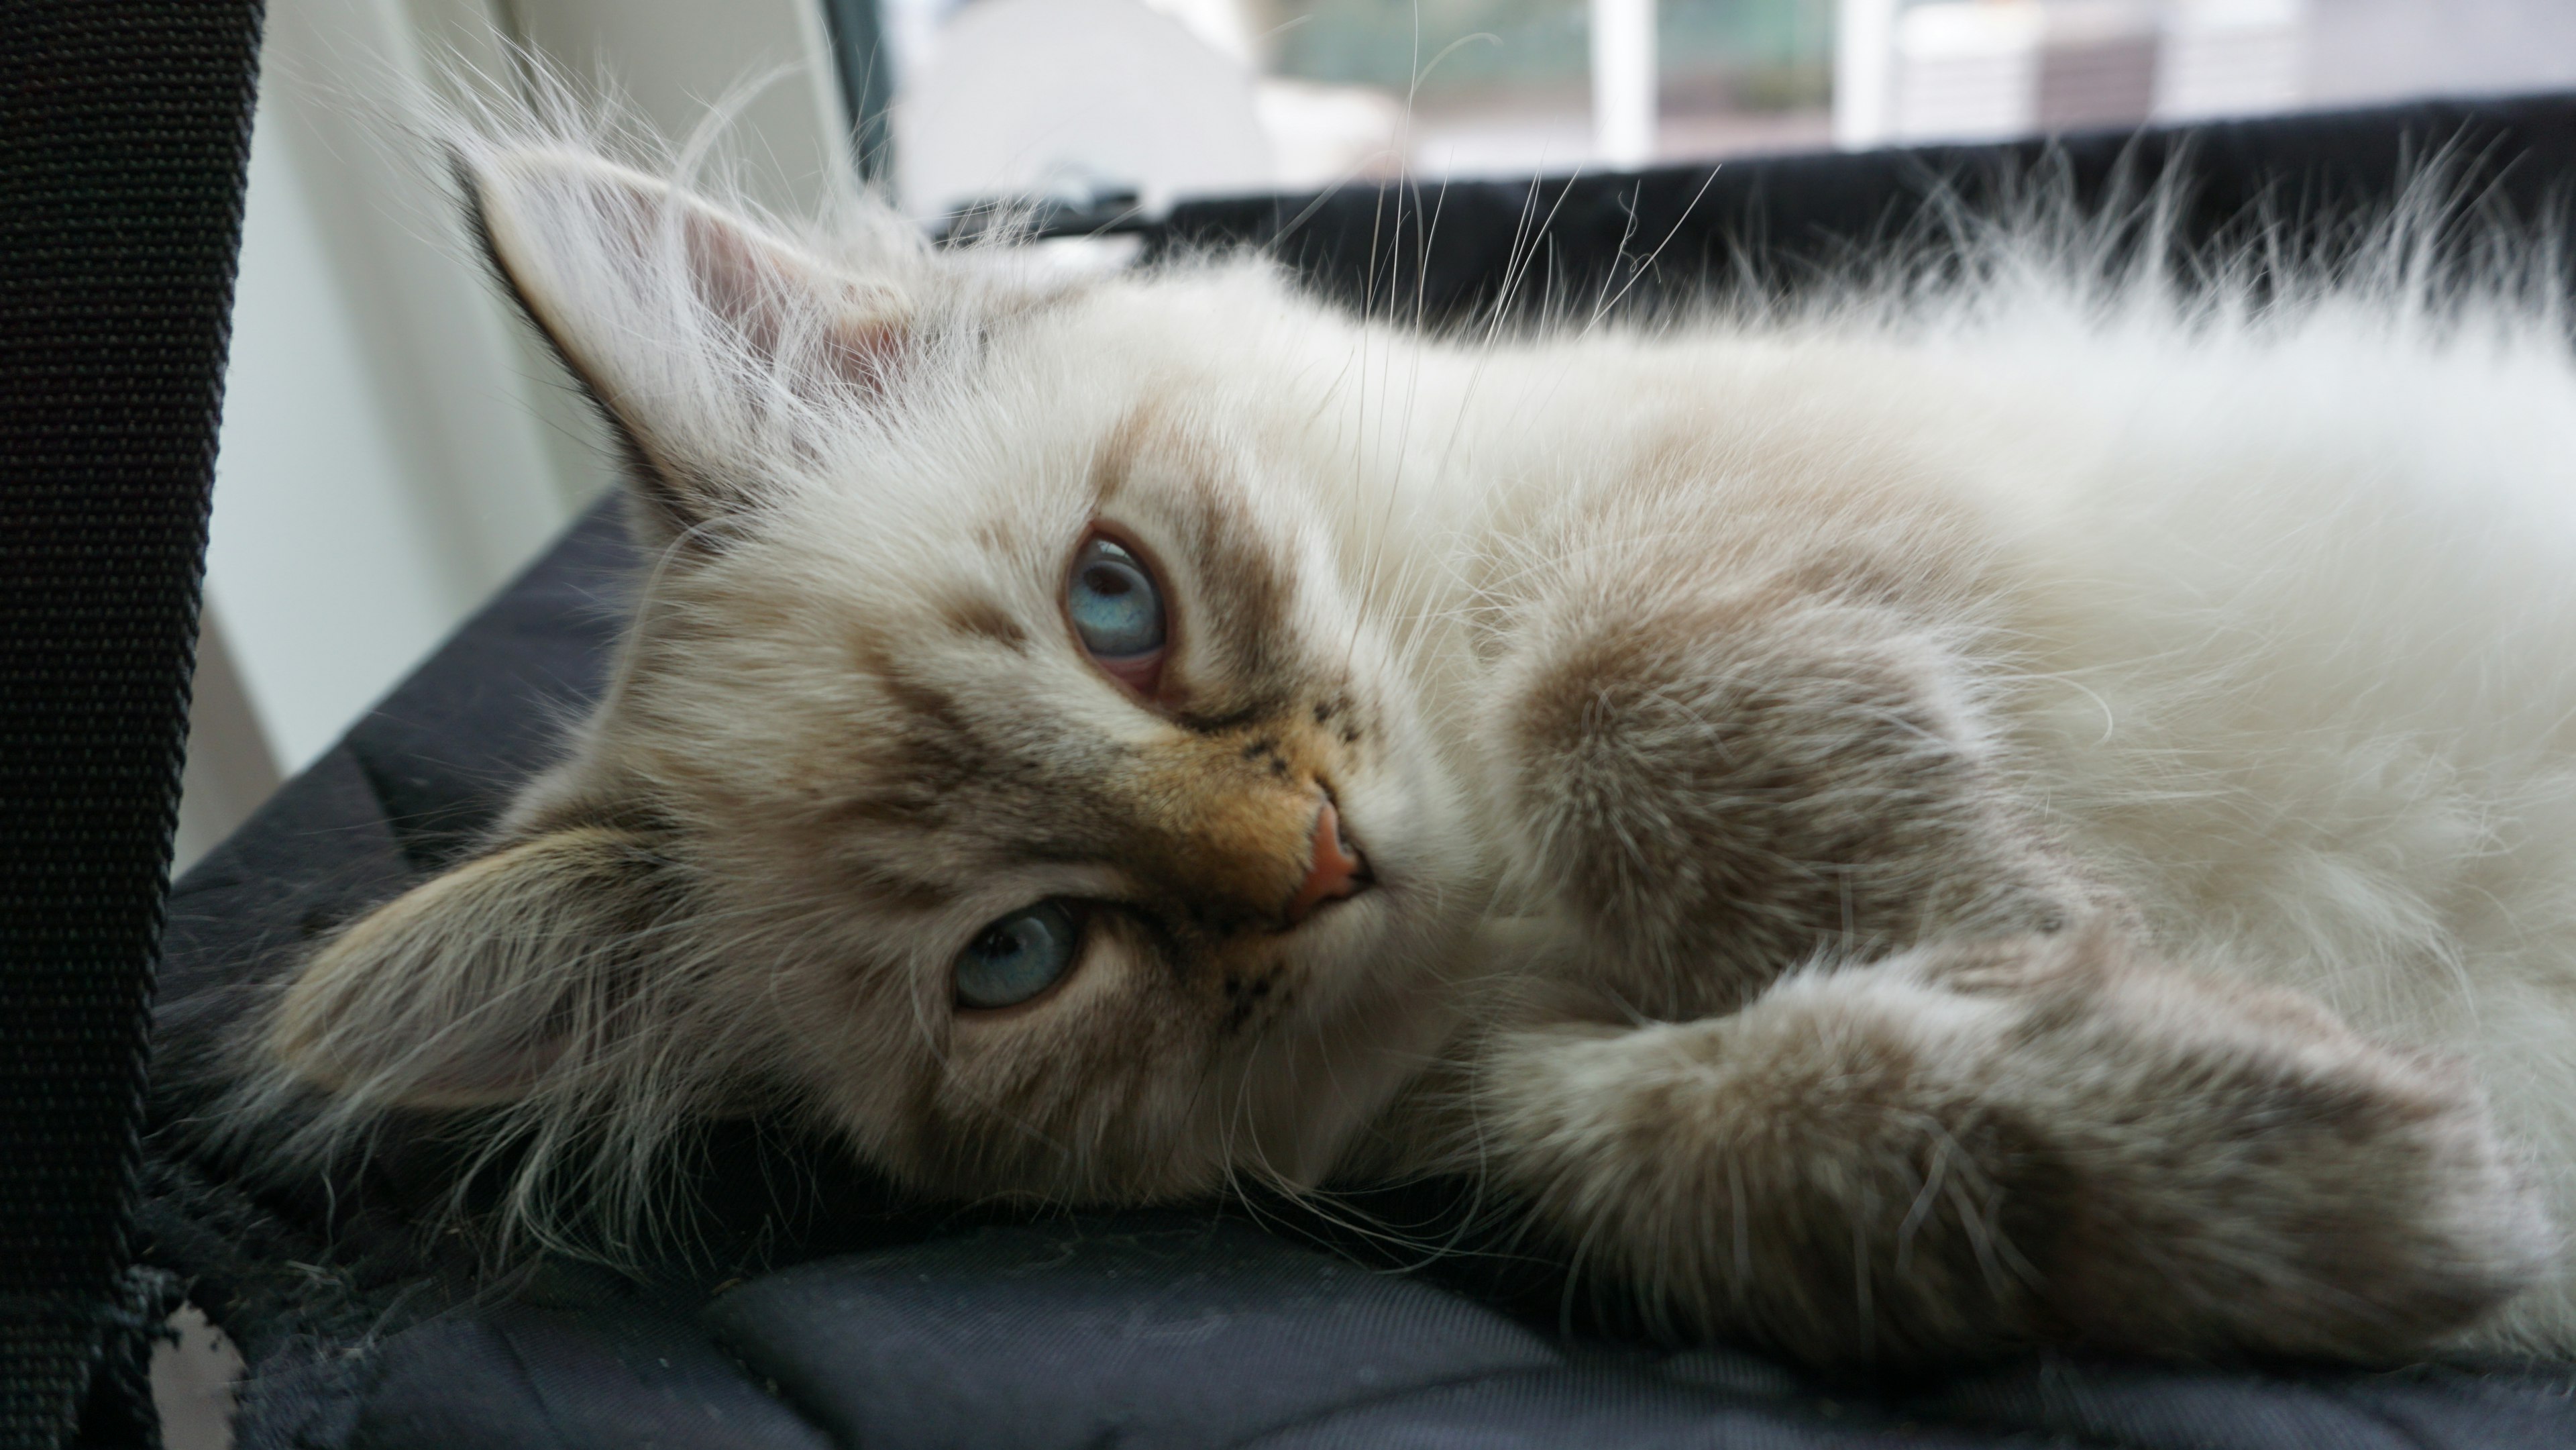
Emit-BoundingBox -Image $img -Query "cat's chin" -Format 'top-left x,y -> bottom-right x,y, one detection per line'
1275,866 -> 1470,1021
1254,898 -> 1485,1167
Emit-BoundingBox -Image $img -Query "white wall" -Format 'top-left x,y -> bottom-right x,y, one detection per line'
209,9 -> 566,777
1836,0 -> 2576,150
503,0 -> 858,215
180,0 -> 848,871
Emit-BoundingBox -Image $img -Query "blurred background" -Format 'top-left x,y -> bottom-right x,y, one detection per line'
880,0 -> 2576,215
184,0 -> 2576,866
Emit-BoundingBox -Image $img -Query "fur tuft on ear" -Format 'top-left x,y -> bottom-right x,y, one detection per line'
269,827 -> 682,1110
462,146 -> 915,544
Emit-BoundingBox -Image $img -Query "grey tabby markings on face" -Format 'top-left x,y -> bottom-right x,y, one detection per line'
1090,408 -> 1303,729
936,590 -> 1028,650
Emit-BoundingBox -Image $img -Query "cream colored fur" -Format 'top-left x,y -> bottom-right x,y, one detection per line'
239,89 -> 2576,1367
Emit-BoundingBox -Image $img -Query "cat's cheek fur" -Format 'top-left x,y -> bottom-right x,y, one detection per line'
902,934 -> 1228,1199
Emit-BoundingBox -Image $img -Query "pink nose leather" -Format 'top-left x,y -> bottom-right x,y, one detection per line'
1284,800 -> 1367,925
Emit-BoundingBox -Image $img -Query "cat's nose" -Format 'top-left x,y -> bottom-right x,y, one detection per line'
1284,799 -> 1368,926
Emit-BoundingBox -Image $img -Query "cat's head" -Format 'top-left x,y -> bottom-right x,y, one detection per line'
258,142 -> 1484,1222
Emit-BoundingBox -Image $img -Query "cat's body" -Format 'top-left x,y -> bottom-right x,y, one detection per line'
250,115 -> 2576,1368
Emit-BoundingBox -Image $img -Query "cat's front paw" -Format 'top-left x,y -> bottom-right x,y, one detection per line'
1487,933 -> 2551,1369
1974,941 -> 2554,1363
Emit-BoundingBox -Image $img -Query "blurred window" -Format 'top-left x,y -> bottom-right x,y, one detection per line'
844,0 -> 2576,221
1839,1 -> 2576,147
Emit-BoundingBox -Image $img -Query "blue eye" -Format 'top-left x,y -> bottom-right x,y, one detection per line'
1067,537 -> 1165,662
955,901 -> 1083,1010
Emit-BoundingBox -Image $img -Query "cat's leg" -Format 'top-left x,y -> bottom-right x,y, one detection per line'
1476,928 -> 2550,1366
1468,555 -> 2547,1361
1487,571 -> 2093,1019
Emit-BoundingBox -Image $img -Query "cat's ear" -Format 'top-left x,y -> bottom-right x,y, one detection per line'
462,146 -> 911,546
268,827 -> 678,1108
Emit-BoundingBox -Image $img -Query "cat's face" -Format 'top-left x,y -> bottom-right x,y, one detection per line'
264,146 -> 1483,1206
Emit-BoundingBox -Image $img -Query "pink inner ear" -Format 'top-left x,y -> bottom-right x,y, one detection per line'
479,148 -> 916,445
676,210 -> 906,397
536,163 -> 905,401
822,312 -> 906,396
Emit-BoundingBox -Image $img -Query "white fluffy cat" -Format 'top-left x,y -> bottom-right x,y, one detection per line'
247,101 -> 2576,1368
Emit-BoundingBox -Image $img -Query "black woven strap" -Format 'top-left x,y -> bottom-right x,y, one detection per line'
0,3 -> 265,1446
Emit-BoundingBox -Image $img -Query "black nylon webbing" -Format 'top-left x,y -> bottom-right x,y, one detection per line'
0,4 -> 265,1447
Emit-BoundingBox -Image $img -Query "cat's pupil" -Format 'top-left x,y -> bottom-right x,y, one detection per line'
1068,538 -> 1165,660
955,901 -> 1081,1009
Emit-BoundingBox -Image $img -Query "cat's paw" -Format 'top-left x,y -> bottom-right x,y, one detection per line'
1485,933 -> 2550,1369
1974,939 -> 2555,1363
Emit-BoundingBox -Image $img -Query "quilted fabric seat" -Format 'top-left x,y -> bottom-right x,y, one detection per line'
145,94 -> 2576,1449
